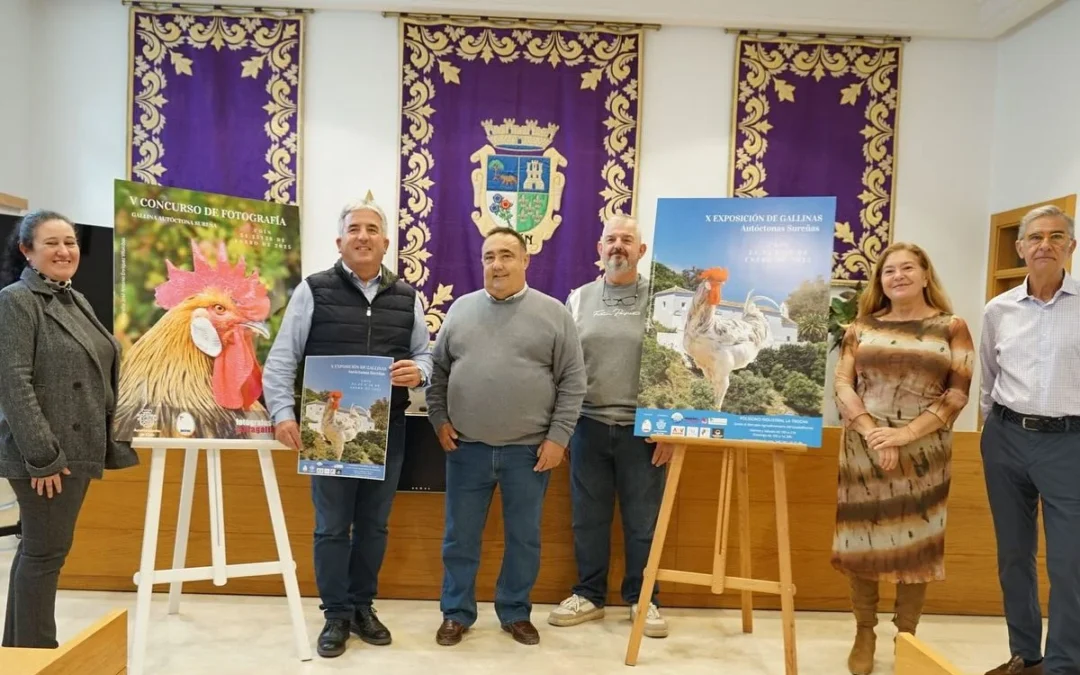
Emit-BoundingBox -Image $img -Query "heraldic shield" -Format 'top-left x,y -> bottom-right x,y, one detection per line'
470,118 -> 568,254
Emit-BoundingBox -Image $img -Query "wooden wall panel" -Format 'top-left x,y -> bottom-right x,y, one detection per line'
59,428 -> 1049,617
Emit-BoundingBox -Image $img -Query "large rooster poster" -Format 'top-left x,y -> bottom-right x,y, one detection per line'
635,196 -> 836,447
112,179 -> 301,441
296,356 -> 392,480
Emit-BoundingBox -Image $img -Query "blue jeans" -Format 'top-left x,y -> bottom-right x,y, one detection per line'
570,416 -> 665,607
440,441 -> 550,627
311,412 -> 406,620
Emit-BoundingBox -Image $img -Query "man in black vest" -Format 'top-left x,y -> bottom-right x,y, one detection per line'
263,193 -> 432,658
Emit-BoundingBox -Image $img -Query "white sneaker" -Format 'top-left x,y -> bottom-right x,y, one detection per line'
547,594 -> 605,627
630,602 -> 669,638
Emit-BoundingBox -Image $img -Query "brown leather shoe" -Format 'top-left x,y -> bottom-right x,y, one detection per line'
435,619 -> 467,646
985,656 -> 1043,675
501,620 -> 540,645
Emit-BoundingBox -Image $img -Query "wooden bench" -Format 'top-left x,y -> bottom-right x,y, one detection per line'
896,632 -> 967,675
0,609 -> 127,674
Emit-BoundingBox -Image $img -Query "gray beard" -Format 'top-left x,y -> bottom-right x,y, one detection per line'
604,256 -> 629,275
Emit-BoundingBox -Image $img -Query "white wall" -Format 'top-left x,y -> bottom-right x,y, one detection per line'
889,39 -> 998,432
633,28 -> 734,271
304,20 -> 739,277
301,11 -> 401,275
0,0 -> 33,204
24,1 -> 1002,432
26,4 -> 407,275
30,0 -> 127,224
992,0 -> 1080,271
636,34 -> 1000,432
0,0 -> 30,511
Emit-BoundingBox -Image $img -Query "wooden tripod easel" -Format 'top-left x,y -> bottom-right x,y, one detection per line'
625,436 -> 806,675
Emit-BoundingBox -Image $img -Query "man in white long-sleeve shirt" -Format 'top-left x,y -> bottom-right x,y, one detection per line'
979,204 -> 1080,675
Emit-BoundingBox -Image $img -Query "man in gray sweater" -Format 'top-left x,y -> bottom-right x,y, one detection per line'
547,215 -> 671,638
427,227 -> 586,647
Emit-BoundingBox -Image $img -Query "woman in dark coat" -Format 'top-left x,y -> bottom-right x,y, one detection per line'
0,210 -> 138,648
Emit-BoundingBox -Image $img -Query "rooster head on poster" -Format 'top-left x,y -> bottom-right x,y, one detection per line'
326,391 -> 343,411
698,267 -> 730,306
153,240 -> 272,410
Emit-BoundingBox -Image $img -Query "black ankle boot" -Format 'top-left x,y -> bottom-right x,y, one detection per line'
317,618 -> 350,658
352,605 -> 392,646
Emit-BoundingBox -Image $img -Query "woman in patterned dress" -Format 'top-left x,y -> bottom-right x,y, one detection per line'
832,242 -> 975,675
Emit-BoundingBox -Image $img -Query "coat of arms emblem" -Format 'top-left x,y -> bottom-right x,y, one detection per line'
470,119 -> 567,254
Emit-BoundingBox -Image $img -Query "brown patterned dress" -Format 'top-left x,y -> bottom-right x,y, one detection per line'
831,313 -> 975,584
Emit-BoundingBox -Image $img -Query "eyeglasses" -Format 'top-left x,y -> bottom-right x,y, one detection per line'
1023,232 -> 1073,247
602,294 -> 638,307
602,282 -> 638,306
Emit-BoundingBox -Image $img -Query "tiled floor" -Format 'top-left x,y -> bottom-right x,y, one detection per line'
0,546 -> 1029,674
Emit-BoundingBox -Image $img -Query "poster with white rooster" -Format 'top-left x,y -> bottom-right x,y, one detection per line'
112,179 -> 301,441
635,196 -> 836,447
297,356 -> 392,480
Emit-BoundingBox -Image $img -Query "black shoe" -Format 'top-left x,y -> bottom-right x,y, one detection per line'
351,605 -> 392,646
317,618 -> 350,658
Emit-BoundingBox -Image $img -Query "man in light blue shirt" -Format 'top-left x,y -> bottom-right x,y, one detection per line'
263,193 -> 432,659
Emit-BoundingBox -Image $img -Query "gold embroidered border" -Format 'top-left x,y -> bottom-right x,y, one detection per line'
728,36 -> 903,284
396,18 -> 644,335
125,7 -> 304,205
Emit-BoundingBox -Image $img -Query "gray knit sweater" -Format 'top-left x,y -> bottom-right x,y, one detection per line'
427,287 -> 586,447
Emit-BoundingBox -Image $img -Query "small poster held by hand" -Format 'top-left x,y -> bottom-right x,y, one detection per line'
297,355 -> 393,480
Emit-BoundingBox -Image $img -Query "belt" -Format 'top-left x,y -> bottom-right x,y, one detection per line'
994,403 -> 1080,433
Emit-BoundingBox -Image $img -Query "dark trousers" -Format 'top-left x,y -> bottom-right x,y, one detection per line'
569,416 -> 666,608
2,475 -> 90,648
982,412 -> 1080,674
311,413 -> 406,621
440,441 -> 550,627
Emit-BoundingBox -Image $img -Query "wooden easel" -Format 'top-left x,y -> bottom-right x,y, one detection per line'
625,436 -> 806,675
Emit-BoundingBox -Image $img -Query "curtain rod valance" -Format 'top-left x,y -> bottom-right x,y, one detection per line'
725,27 -> 910,43
121,1 -> 312,16
384,11 -> 659,32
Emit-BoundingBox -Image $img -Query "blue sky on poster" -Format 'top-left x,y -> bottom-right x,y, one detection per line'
302,356 -> 391,410
651,197 -> 836,303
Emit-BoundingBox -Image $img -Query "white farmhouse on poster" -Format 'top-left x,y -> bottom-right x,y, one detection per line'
651,287 -> 800,356
304,401 -> 376,439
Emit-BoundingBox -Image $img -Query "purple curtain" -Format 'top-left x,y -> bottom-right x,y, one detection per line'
396,19 -> 644,338
729,37 -> 903,284
127,8 -> 304,205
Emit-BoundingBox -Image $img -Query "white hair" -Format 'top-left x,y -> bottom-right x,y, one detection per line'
1018,204 -> 1075,240
601,214 -> 640,239
338,197 -> 387,238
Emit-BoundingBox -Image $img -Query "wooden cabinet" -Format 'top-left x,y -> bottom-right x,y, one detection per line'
0,192 -> 28,214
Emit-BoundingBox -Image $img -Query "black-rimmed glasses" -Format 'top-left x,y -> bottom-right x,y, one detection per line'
602,282 -> 638,307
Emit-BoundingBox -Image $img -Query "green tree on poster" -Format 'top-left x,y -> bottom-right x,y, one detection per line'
368,397 -> 389,432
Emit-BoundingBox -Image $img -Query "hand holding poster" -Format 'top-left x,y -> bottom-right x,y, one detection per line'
297,356 -> 393,481
112,179 -> 301,441
635,197 -> 836,447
